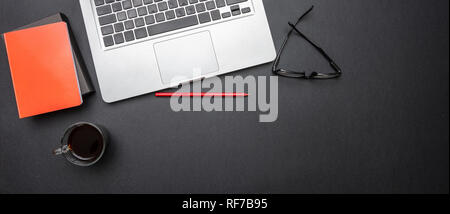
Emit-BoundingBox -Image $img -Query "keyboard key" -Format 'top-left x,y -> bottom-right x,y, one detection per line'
166,10 -> 176,20
117,11 -> 127,21
210,9 -> 221,20
215,0 -> 225,8
124,30 -> 135,41
128,9 -> 138,18
189,0 -> 199,4
99,14 -> 117,26
103,35 -> 114,47
97,5 -> 112,16
94,0 -> 105,6
148,4 -> 158,13
147,15 -> 198,36
114,22 -> 125,32
198,12 -> 211,23
123,0 -> 133,9
186,5 -> 196,15
230,5 -> 240,16
205,1 -> 216,10
112,2 -> 123,12
105,0 -> 115,3
101,25 -> 114,35
195,3 -> 206,12
133,0 -> 143,7
145,15 -> 156,24
135,17 -> 145,27
178,0 -> 189,6
222,12 -> 231,18
241,7 -> 250,14
144,0 -> 154,4
137,6 -> 148,16
158,2 -> 168,11
168,0 -> 178,9
114,33 -> 125,44
232,9 -> 241,16
125,20 -> 135,29
175,8 -> 186,17
226,0 -> 247,5
135,27 -> 148,39
155,13 -> 166,22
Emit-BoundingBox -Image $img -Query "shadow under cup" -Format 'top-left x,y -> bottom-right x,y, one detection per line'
56,122 -> 107,166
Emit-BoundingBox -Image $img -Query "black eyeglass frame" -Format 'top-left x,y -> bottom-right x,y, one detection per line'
272,6 -> 342,79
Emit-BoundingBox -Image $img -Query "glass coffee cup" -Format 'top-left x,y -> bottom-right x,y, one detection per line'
53,122 -> 107,166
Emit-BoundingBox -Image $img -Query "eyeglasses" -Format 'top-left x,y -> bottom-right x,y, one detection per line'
272,6 -> 342,79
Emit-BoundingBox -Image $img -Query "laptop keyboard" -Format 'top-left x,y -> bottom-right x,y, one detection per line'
93,0 -> 254,48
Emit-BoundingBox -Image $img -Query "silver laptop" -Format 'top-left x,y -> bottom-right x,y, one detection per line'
80,0 -> 276,103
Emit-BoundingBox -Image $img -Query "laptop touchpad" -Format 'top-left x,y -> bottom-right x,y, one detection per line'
154,31 -> 219,84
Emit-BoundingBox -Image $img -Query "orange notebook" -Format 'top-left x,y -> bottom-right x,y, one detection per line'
3,22 -> 82,118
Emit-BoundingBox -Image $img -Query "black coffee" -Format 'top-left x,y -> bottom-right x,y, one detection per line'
68,124 -> 103,159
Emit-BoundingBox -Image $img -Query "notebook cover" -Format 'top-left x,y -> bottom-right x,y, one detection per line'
12,13 -> 94,96
3,22 -> 83,118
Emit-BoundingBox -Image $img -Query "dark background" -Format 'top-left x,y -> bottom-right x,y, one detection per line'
0,0 -> 448,194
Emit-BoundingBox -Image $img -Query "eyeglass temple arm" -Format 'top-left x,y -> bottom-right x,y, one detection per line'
295,6 -> 315,25
288,22 -> 342,75
272,6 -> 315,73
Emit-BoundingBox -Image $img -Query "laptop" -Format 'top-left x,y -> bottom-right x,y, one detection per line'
80,0 -> 276,103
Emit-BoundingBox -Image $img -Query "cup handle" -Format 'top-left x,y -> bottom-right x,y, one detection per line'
53,145 -> 70,156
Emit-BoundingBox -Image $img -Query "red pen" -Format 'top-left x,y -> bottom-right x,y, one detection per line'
155,92 -> 248,97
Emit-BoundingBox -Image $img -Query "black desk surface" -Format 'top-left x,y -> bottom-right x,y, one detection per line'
0,0 -> 448,194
